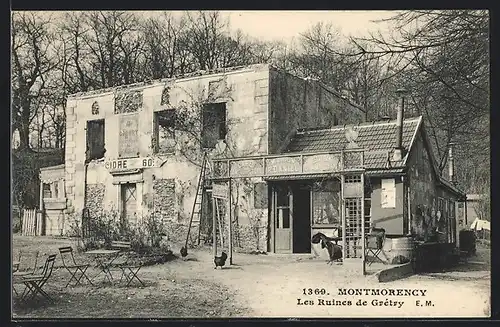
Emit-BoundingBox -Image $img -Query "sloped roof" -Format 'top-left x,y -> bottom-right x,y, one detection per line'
285,116 -> 422,169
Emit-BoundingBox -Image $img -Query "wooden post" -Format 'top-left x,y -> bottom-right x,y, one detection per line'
464,199 -> 468,226
228,179 -> 233,265
340,152 -> 346,260
39,179 -> 44,236
408,185 -> 412,235
212,194 -> 217,258
39,180 -> 44,212
361,173 -> 365,275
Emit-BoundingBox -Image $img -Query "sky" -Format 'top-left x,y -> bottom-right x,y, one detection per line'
25,10 -> 397,44
220,11 -> 396,42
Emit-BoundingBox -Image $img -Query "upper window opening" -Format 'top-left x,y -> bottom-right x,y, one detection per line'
202,103 -> 227,149
86,119 -> 105,161
153,109 -> 176,154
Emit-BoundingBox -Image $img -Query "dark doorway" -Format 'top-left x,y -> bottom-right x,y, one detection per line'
292,184 -> 311,253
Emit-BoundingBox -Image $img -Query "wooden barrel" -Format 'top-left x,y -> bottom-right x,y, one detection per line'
459,230 -> 476,255
389,236 -> 415,264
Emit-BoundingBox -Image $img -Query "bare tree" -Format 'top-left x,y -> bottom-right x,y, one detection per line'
11,12 -> 59,150
347,10 -> 489,192
82,11 -> 142,88
140,13 -> 193,79
183,11 -> 257,71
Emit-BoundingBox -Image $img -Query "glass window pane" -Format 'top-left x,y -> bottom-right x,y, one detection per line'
54,182 -> 59,198
42,183 -> 52,198
281,208 -> 290,228
313,191 -> 340,225
276,187 -> 289,207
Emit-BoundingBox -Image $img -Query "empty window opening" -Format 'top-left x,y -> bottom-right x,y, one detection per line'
202,103 -> 227,148
42,183 -> 52,198
86,119 -> 105,161
154,109 -> 176,153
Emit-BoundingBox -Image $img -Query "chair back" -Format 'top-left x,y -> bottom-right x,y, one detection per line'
17,250 -> 40,273
59,246 -> 77,266
38,254 -> 57,280
111,241 -> 132,251
369,227 -> 386,249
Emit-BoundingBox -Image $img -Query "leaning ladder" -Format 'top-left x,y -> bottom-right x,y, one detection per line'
196,157 -> 225,246
185,152 -> 208,248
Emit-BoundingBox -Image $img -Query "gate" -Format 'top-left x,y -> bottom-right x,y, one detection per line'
21,208 -> 43,236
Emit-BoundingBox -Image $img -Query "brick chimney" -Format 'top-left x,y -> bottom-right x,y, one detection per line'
393,88 -> 407,161
448,142 -> 455,183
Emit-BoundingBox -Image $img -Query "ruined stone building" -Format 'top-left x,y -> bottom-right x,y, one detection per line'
58,63 -> 365,250
39,62 -> 466,272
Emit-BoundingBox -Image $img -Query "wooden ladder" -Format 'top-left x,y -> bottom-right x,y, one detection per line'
214,197 -> 225,249
185,152 -> 209,248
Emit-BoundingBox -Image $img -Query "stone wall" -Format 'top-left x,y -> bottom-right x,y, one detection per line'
233,224 -> 268,252
64,104 -> 78,219
409,136 -> 437,242
85,184 -> 105,218
152,178 -> 176,222
162,221 -> 200,247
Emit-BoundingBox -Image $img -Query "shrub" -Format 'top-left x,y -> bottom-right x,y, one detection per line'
80,210 -> 169,256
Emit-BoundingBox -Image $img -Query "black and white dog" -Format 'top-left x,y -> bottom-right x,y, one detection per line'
311,232 -> 343,264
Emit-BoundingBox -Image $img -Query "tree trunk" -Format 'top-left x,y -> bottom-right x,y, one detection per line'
18,120 -> 31,150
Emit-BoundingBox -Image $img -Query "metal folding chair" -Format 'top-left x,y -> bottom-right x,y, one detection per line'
110,241 -> 145,287
365,229 -> 385,266
15,254 -> 57,304
12,250 -> 41,296
13,250 -> 40,276
59,246 -> 93,287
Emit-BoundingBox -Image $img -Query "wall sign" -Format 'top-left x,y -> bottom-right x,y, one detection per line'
212,184 -> 229,199
381,178 -> 396,208
105,157 -> 158,172
119,114 -> 139,158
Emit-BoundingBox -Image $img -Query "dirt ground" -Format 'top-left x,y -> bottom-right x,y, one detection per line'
12,236 -> 491,318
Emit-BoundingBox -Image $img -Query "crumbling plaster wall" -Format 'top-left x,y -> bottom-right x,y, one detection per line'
64,65 -> 270,251
407,133 -> 440,242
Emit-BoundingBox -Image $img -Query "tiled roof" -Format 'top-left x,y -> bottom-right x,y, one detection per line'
285,117 -> 422,170
439,177 -> 466,198
264,173 -> 335,181
365,168 -> 406,176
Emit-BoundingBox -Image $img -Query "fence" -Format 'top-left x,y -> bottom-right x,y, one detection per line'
21,209 -> 43,236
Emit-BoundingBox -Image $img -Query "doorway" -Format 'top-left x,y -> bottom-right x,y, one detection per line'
121,183 -> 137,225
272,182 -> 312,254
292,184 -> 311,253
274,184 -> 292,253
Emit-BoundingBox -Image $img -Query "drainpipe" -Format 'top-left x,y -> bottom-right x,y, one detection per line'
464,195 -> 468,227
393,88 -> 407,162
39,174 -> 44,236
81,158 -> 90,238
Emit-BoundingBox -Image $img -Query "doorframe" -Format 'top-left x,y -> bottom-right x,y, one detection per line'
270,184 -> 275,253
117,182 -> 143,224
271,183 -> 295,254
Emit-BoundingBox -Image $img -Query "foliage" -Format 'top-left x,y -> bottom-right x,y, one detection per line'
350,10 -> 490,192
472,195 -> 491,222
12,148 -> 64,209
238,178 -> 265,251
80,209 -> 169,254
